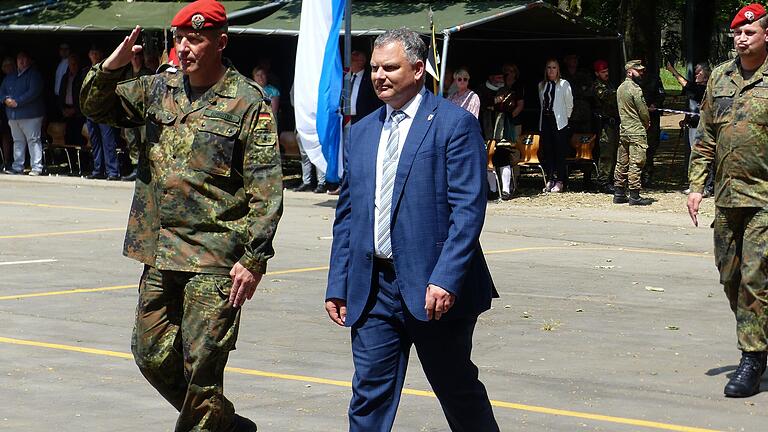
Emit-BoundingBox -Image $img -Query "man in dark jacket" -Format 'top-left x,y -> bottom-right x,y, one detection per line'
58,53 -> 86,147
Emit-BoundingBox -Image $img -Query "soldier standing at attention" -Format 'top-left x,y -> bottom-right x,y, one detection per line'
688,3 -> 768,398
80,0 -> 282,430
613,60 -> 652,206
592,59 -> 619,194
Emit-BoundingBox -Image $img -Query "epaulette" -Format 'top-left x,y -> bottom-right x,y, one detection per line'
156,64 -> 178,74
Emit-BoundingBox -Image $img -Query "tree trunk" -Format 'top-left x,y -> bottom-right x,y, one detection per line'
620,0 -> 660,73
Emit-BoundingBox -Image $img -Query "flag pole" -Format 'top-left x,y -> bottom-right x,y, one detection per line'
342,0 -> 352,174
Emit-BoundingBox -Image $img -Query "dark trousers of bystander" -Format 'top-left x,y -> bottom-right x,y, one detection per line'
86,118 -> 119,178
540,113 -> 568,182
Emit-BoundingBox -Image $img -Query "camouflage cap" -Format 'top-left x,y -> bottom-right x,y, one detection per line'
625,60 -> 645,71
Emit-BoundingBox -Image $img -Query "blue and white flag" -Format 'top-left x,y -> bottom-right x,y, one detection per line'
294,0 -> 345,183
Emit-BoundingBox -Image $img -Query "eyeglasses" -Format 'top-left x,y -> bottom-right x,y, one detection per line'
455,77 -> 468,82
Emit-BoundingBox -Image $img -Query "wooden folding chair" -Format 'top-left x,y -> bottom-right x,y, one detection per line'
566,132 -> 598,181
515,133 -> 547,186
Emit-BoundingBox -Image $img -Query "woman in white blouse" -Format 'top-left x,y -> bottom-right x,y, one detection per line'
447,68 -> 480,118
538,58 -> 573,193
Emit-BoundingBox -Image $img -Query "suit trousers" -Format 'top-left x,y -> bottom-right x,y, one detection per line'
348,262 -> 499,432
132,265 -> 241,432
86,118 -> 119,177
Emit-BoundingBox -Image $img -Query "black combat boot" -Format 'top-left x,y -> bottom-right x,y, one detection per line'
724,351 -> 767,397
613,187 -> 628,204
628,189 -> 652,206
232,414 -> 258,431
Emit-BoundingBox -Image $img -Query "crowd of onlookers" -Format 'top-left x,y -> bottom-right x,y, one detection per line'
444,55 -> 709,200
0,43 -> 285,182
0,43 -> 708,200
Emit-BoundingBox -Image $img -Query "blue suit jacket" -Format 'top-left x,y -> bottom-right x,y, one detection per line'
326,89 -> 495,327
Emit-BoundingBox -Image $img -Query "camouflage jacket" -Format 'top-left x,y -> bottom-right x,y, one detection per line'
80,62 -> 283,275
593,79 -> 619,120
617,78 -> 649,136
689,56 -> 768,208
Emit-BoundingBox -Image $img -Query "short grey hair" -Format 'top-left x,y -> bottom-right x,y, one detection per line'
374,27 -> 427,65
759,15 -> 768,30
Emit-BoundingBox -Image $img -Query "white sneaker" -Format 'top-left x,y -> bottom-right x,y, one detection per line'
542,180 -> 554,193
28,171 -> 41,176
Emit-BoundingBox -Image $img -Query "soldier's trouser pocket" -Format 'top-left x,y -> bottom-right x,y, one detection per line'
183,273 -> 242,353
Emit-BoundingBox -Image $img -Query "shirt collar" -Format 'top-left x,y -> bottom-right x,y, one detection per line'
385,87 -> 425,121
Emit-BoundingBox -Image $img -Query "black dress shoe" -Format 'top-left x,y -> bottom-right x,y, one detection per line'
501,191 -> 512,201
106,175 -> 121,181
313,184 -> 328,194
293,183 -> 313,192
487,190 -> 499,201
725,351 -> 767,397
121,170 -> 137,181
86,173 -> 106,180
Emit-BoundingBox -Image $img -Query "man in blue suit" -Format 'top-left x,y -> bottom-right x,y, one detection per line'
325,28 -> 499,432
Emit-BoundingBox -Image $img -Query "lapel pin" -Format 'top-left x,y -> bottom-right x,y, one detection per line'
427,114 -> 434,121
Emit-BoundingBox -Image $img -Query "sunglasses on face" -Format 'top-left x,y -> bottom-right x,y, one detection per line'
455,77 -> 468,82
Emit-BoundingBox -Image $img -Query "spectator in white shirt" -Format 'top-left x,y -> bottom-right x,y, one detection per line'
53,43 -> 70,97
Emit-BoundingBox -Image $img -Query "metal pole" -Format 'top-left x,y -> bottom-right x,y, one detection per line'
438,31 -> 450,97
342,0 -> 351,170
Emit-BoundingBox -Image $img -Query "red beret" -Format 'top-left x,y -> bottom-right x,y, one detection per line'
731,4 -> 766,29
593,60 -> 609,73
171,0 -> 227,30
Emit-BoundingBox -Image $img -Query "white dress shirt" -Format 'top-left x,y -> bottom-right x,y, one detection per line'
373,88 -> 425,257
54,58 -> 68,96
347,70 -> 364,116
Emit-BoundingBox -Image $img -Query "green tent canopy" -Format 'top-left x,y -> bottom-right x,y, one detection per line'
0,0 -> 285,31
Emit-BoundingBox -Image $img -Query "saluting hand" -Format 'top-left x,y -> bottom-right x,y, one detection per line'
103,25 -> 143,71
425,284 -> 455,321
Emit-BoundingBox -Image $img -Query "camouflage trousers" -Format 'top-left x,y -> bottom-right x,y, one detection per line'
714,207 -> 768,352
613,135 -> 647,190
132,265 -> 241,432
596,121 -> 619,185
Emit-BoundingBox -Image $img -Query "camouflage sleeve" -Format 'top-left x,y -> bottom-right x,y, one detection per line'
237,100 -> 284,274
80,61 -> 146,128
636,86 -> 650,127
688,85 -> 715,193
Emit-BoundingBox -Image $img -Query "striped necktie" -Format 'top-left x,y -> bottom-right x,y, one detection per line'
376,110 -> 406,258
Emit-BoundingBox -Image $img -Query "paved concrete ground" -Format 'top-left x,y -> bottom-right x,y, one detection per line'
0,176 -> 763,432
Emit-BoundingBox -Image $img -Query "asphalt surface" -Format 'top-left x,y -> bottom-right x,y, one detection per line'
0,175 -> 763,432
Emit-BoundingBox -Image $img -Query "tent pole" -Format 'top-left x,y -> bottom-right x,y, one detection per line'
438,31 -> 450,97
341,0 -> 351,179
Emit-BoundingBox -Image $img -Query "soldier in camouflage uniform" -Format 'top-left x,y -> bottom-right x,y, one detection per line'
80,1 -> 282,430
688,3 -> 768,398
613,60 -> 652,206
592,60 -> 619,194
